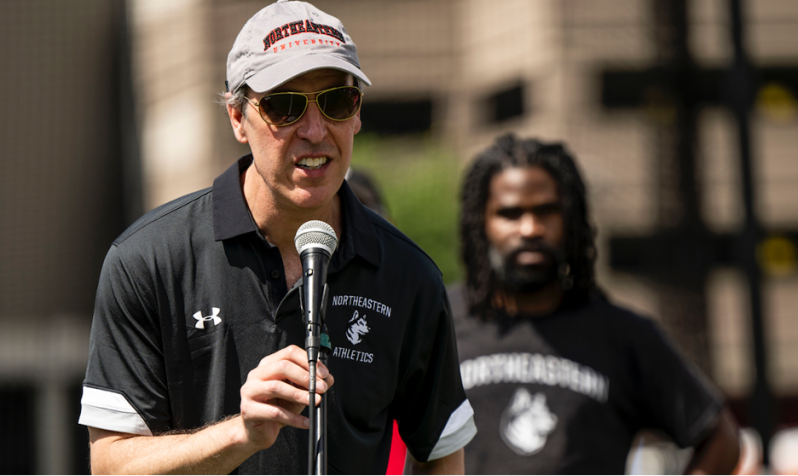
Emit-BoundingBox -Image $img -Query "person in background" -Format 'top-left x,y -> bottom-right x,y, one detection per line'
78,1 -> 475,473
346,167 -> 391,221
450,133 -> 740,474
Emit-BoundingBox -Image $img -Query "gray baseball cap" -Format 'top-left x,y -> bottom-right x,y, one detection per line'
226,0 -> 371,94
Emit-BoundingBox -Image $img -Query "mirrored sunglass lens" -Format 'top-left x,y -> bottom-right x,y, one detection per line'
318,88 -> 361,119
261,94 -> 307,124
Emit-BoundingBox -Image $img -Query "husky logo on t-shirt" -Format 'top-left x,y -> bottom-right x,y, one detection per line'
345,310 -> 370,345
500,388 -> 557,456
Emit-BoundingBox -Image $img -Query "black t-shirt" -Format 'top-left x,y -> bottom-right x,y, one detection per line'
79,156 -> 476,474
450,285 -> 723,474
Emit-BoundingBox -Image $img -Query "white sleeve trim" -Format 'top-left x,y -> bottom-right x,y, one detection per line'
428,399 -> 478,460
78,386 -> 153,436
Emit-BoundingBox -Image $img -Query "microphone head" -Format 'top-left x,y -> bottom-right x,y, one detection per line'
294,220 -> 339,256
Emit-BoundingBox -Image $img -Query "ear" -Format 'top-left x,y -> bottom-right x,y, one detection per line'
226,94 -> 249,144
352,109 -> 362,135
351,75 -> 362,136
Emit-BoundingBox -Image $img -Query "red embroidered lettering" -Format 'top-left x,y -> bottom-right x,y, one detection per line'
281,44 -> 286,50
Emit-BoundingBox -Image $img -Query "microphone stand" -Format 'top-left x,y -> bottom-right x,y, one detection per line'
300,273 -> 331,475
295,221 -> 337,475
315,322 -> 331,475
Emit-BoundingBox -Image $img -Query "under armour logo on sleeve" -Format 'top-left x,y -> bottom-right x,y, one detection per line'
193,307 -> 222,329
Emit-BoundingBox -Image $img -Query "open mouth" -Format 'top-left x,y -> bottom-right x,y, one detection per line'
515,251 -> 548,266
509,246 -> 557,268
296,156 -> 329,170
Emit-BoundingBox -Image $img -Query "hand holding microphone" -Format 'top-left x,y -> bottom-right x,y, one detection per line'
237,220 -> 338,457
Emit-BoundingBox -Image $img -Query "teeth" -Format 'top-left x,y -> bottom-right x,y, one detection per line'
297,157 -> 328,170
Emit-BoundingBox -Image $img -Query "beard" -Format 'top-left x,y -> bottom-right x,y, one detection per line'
488,241 -> 561,293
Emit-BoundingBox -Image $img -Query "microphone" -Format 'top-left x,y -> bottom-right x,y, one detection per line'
294,220 -> 338,475
294,220 -> 338,364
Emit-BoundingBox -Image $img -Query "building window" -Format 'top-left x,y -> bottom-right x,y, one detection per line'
486,82 -> 526,123
360,99 -> 434,134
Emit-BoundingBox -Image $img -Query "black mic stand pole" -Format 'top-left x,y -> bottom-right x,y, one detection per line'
315,320 -> 330,475
300,262 -> 331,475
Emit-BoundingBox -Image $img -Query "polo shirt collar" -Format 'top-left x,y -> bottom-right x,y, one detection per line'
333,178 -> 381,270
212,154 -> 381,269
213,155 -> 256,241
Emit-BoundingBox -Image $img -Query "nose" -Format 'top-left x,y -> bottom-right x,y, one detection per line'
519,213 -> 543,239
295,98 -> 328,144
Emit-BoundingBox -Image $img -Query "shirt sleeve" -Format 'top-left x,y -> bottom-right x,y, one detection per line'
392,283 -> 477,462
79,243 -> 171,435
632,317 -> 725,448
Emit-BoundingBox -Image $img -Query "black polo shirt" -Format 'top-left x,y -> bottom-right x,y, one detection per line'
80,155 -> 476,474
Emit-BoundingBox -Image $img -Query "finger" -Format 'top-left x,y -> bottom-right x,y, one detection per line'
258,345 -> 312,369
317,361 -> 334,388
243,379 -> 318,407
252,350 -> 332,390
269,346 -> 332,388
310,362 -> 332,392
317,361 -> 331,379
241,398 -> 310,430
248,359 -> 329,392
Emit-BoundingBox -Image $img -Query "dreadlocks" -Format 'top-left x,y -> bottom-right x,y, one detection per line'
459,133 -> 598,317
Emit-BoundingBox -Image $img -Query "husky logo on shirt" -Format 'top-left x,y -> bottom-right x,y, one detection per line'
500,388 -> 557,456
345,310 -> 370,345
193,307 -> 221,329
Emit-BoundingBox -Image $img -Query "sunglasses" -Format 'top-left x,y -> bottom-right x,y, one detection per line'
245,85 -> 363,126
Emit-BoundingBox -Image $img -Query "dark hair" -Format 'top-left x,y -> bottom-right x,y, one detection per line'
346,167 -> 390,220
459,133 -> 598,316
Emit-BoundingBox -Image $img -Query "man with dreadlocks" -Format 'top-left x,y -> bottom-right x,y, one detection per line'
451,134 -> 740,474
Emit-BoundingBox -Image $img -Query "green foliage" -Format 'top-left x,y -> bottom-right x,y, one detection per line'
350,134 -> 463,284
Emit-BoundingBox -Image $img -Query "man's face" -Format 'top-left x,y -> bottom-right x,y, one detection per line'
233,68 -> 361,211
484,166 -> 565,292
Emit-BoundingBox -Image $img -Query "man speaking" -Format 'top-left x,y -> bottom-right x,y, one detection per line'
78,1 -> 476,473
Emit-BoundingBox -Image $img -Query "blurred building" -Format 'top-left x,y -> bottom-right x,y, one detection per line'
0,0 -> 137,473
1,0 -> 797,473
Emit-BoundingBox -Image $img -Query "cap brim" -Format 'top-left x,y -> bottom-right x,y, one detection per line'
244,54 -> 371,93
